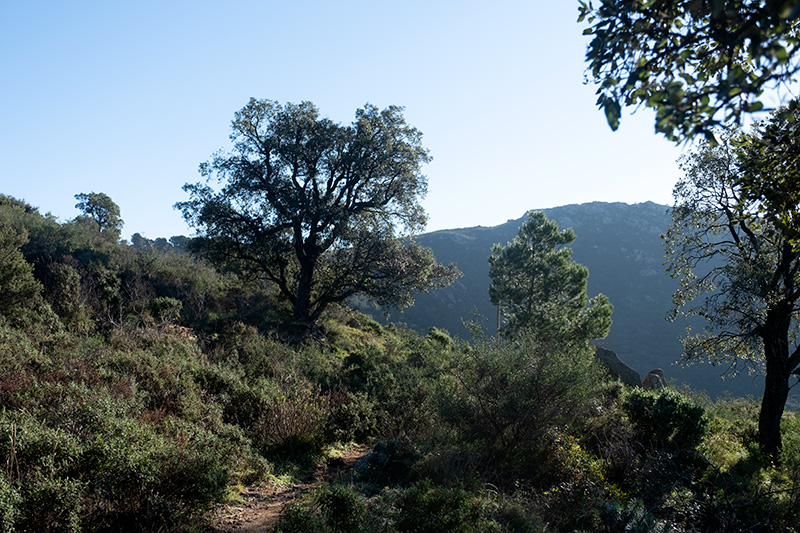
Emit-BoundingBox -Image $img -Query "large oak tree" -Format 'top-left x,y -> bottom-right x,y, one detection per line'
177,99 -> 458,328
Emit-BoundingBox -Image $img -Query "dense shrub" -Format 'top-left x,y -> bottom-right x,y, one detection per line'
395,479 -> 498,532
251,377 -> 329,458
0,472 -> 21,533
0,320 -> 267,531
356,438 -> 421,488
316,484 -> 366,532
276,484 -> 366,533
325,391 -> 377,443
623,388 -> 707,456
0,217 -> 42,323
435,331 -> 601,480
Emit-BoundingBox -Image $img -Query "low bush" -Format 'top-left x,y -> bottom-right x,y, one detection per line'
435,331 -> 601,481
0,472 -> 21,533
276,484 -> 365,533
623,388 -> 707,456
395,479 -> 498,532
356,438 -> 421,488
251,377 -> 329,459
325,390 -> 377,444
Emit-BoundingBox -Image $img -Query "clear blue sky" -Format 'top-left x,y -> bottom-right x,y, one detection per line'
2,1 -> 688,240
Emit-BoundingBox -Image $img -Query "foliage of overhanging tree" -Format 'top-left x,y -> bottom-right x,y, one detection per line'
488,211 -> 612,343
664,125 -> 800,458
737,99 -> 800,244
579,0 -> 800,142
177,99 -> 459,327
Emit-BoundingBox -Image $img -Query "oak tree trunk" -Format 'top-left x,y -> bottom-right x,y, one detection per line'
293,255 -> 316,327
758,316 -> 791,459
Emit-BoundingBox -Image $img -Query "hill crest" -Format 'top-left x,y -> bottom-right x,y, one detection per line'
367,201 -> 766,398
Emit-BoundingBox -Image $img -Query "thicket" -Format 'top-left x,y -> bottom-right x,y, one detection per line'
0,194 -> 799,531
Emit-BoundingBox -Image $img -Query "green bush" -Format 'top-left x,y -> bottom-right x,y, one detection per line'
276,498 -> 327,532
435,331 -> 600,479
252,378 -> 329,458
149,296 -> 182,324
623,388 -> 707,455
600,499 -> 671,533
0,326 -> 251,531
316,484 -> 366,532
0,209 -> 43,324
0,472 -> 21,533
19,473 -> 83,533
325,391 -> 377,443
396,479 -> 498,532
275,484 -> 365,533
701,396 -> 759,472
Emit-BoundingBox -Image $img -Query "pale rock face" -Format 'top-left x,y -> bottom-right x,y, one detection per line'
643,369 -> 666,390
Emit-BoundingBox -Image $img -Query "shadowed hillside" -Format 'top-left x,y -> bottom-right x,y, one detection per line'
374,201 -> 772,399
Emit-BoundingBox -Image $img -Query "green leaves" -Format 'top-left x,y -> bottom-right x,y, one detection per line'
664,122 -> 800,455
0,223 -> 42,322
579,0 -> 800,141
601,96 -> 622,130
737,101 -> 800,244
178,100 -> 456,327
74,192 -> 123,240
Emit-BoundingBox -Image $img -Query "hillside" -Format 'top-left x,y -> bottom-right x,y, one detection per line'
373,201 -> 770,399
4,193 -> 800,531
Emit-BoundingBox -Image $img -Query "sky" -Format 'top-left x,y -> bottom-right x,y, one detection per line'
1,1 -> 690,241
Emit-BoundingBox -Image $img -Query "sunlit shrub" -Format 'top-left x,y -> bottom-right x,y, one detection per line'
19,472 -> 84,533
0,472 -> 21,533
537,433 -> 612,531
623,388 -> 707,455
395,479 -> 498,532
435,330 -> 601,480
701,396 -> 759,472
426,326 -> 454,349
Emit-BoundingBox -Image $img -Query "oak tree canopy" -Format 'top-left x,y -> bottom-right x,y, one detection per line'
177,99 -> 458,328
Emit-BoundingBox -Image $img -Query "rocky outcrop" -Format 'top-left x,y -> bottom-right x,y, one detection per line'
643,369 -> 666,390
594,346 -> 642,387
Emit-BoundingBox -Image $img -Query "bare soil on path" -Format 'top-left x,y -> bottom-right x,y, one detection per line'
210,446 -> 368,533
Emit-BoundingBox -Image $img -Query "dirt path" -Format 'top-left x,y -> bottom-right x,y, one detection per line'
210,446 -> 368,533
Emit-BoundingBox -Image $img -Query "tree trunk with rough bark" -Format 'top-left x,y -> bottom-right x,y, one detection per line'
758,314 -> 792,459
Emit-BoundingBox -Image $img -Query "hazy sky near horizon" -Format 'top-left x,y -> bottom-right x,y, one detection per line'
2,1 -> 689,240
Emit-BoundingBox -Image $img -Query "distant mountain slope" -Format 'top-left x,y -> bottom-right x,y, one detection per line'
373,201 -> 770,399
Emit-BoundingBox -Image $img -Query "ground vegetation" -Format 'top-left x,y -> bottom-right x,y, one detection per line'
0,192 -> 797,530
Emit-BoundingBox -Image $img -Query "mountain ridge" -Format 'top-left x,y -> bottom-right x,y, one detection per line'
368,201 -> 772,399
